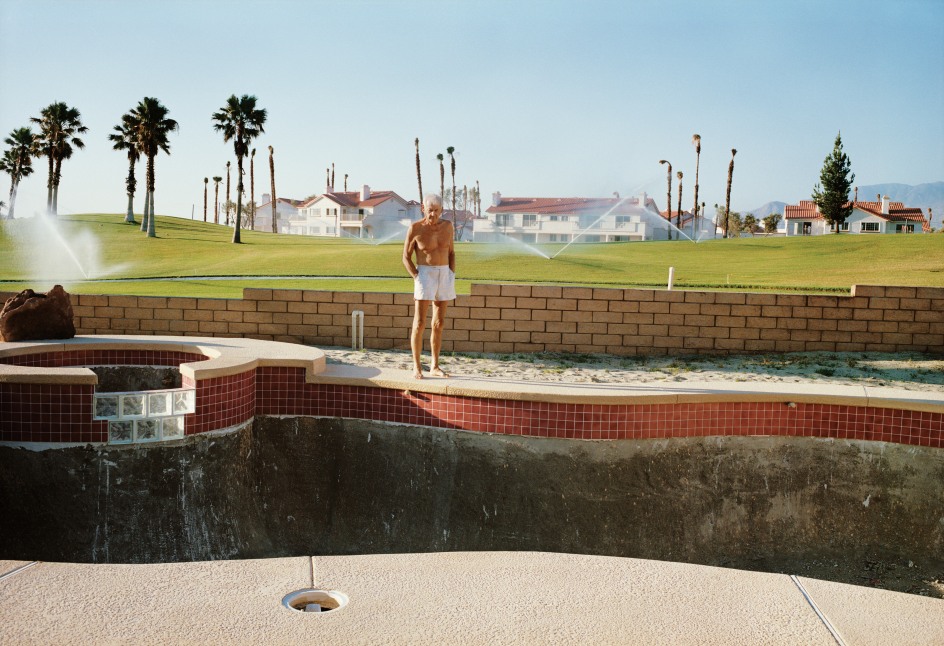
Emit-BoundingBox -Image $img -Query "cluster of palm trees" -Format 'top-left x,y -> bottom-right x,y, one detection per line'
658,135 -> 737,239
109,97 -> 178,237
414,139 -> 480,240
0,101 -> 88,219
1,96 -> 268,244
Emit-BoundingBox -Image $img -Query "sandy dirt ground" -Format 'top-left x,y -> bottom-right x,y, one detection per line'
325,348 -> 944,393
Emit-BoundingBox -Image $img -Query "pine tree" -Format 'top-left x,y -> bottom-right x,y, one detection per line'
812,133 -> 855,233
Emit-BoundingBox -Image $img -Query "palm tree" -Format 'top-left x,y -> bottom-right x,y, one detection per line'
249,148 -> 256,229
203,177 -> 209,222
225,161 -> 231,225
130,97 -> 178,238
691,134 -> 701,237
31,102 -> 87,216
724,149 -> 737,238
437,153 -> 445,197
108,113 -> 140,224
447,146 -> 457,220
658,159 -> 672,240
212,94 -> 267,244
268,146 -> 277,233
344,173 -> 348,192
213,176 -> 222,224
676,171 -> 683,235
0,127 -> 36,219
414,137 -> 423,208
331,162 -> 335,191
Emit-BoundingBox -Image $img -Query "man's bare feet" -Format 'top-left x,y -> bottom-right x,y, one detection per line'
413,368 -> 424,380
430,366 -> 449,378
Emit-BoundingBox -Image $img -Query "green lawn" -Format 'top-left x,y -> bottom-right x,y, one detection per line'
1,213 -> 942,298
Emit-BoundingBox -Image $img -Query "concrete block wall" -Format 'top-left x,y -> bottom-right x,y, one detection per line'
2,284 -> 942,356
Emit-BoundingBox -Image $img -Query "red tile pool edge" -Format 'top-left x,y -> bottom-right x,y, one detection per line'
2,365 -> 942,446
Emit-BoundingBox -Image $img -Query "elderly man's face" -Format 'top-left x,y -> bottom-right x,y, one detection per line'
425,203 -> 443,220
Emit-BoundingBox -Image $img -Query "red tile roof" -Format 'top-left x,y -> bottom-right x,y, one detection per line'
785,200 -> 926,223
486,196 -> 657,216
257,197 -> 304,209
299,190 -> 405,209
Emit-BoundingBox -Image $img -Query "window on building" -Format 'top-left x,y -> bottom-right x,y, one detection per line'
616,215 -> 631,228
523,214 -> 537,227
496,214 -> 513,227
549,215 -> 569,222
860,222 -> 879,232
895,224 -> 914,233
830,222 -> 849,232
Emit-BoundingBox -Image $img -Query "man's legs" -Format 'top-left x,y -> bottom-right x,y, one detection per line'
411,299 -> 431,378
429,300 -> 449,377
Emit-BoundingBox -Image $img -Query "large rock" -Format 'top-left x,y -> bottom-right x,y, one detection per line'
0,285 -> 76,342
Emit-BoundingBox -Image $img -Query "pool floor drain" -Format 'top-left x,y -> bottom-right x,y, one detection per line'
282,589 -> 349,614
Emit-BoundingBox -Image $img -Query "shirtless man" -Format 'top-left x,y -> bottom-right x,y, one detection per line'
403,194 -> 456,379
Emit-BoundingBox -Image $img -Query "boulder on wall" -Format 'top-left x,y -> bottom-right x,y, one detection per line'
0,284 -> 76,342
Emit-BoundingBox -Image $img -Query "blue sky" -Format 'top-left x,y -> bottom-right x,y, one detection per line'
1,0 -> 942,221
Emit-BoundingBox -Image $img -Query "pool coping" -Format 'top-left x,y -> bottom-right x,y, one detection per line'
1,335 -> 942,414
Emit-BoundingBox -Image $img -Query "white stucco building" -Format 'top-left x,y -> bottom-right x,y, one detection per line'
252,194 -> 303,233
475,192 -> 672,243
784,196 -> 929,236
286,186 -> 420,239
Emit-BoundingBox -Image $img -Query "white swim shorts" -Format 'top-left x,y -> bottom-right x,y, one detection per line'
414,265 -> 456,301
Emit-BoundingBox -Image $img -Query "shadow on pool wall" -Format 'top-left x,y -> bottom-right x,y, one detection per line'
1,416 -> 943,596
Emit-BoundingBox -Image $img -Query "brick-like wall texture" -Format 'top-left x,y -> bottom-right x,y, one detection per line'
2,284 -> 942,356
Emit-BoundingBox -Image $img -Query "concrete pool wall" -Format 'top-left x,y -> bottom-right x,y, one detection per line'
1,336 -> 942,591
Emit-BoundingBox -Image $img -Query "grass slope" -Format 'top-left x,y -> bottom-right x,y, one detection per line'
1,213 -> 942,298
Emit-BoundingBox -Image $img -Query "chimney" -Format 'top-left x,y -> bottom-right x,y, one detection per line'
853,187 -> 858,203
360,185 -> 370,202
881,195 -> 890,215
492,191 -> 502,207
261,193 -> 271,205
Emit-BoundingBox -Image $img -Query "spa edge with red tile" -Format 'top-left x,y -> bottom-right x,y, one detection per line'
2,362 -> 942,447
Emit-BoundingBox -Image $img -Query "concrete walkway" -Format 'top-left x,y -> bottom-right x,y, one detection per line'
1,553 -> 942,645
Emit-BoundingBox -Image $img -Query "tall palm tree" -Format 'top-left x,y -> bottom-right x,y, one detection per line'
676,171 -> 683,234
108,113 -> 140,224
212,176 -> 222,224
344,173 -> 348,192
131,97 -> 178,238
414,137 -> 423,208
331,162 -> 335,191
249,148 -> 256,229
447,146 -> 457,229
724,149 -> 737,238
437,153 -> 445,197
31,102 -> 87,216
691,134 -> 701,237
658,159 -> 672,240
225,160 -> 231,225
268,146 -> 277,233
212,94 -> 267,244
0,127 -> 36,219
326,167 -> 330,191
203,177 -> 209,222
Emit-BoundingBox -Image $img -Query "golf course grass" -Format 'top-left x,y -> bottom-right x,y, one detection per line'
0,213 -> 941,298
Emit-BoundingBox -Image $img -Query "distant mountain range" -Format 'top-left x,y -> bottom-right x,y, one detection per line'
747,182 -> 944,229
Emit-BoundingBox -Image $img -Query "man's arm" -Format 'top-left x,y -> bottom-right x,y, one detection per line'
402,223 -> 418,278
